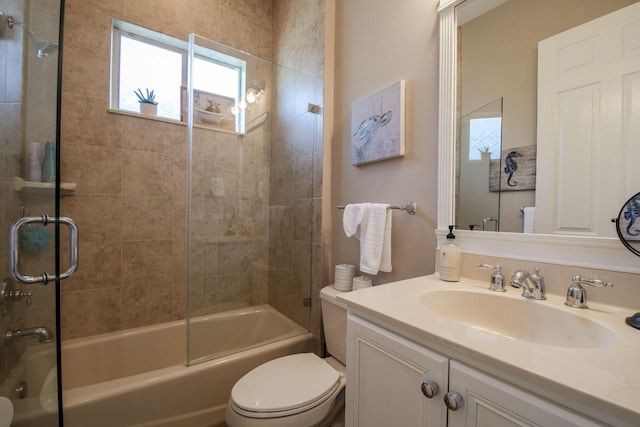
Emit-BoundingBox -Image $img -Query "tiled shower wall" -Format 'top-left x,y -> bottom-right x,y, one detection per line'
188,123 -> 271,316
59,0 -> 325,341
269,0 -> 325,343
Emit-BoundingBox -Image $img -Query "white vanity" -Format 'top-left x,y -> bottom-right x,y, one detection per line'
337,275 -> 640,426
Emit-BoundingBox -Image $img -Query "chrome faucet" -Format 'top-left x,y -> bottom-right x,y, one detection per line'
565,275 -> 613,309
475,263 -> 505,292
510,268 -> 546,300
5,326 -> 54,344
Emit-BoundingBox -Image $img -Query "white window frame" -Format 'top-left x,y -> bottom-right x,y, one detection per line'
111,19 -> 246,132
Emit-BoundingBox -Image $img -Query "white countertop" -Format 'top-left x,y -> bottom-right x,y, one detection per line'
336,274 -> 640,426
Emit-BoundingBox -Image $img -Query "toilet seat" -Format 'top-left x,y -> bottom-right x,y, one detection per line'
230,353 -> 342,419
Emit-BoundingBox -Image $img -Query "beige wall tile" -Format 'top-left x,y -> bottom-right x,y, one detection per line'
121,117 -> 183,155
292,241 -> 311,285
122,240 -> 173,285
61,92 -> 122,148
64,0 -> 125,52
61,288 -> 122,339
62,241 -> 122,291
215,273 -> 252,305
122,284 -> 173,328
61,43 -> 110,100
62,144 -> 122,194
121,196 -> 174,240
122,150 -> 174,196
63,194 -> 122,242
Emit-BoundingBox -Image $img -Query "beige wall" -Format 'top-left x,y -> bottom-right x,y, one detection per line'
331,0 -> 441,285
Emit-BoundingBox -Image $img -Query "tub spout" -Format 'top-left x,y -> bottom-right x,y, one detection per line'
5,326 -> 54,344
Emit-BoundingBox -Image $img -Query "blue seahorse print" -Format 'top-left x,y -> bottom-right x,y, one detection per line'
624,194 -> 640,236
504,151 -> 522,187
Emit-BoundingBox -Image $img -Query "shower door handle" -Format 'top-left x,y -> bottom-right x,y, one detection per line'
10,214 -> 78,284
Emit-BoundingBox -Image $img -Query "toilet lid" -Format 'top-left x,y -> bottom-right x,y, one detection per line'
231,353 -> 341,414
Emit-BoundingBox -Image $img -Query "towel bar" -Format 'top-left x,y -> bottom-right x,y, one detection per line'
337,201 -> 417,215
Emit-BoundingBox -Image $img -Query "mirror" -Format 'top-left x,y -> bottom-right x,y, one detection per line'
455,0 -> 639,234
437,0 -> 640,273
455,98 -> 502,231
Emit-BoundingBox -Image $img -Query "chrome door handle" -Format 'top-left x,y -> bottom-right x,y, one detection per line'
10,214 -> 78,284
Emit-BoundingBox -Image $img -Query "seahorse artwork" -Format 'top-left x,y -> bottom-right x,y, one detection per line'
624,194 -> 640,236
504,151 -> 522,187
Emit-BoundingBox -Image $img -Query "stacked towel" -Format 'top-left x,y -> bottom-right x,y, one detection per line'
343,203 -> 392,274
523,206 -> 535,233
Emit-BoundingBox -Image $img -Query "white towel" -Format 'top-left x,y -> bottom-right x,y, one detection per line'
343,203 -> 392,274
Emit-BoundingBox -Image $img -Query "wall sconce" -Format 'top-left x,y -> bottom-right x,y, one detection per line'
230,87 -> 265,115
245,87 -> 264,104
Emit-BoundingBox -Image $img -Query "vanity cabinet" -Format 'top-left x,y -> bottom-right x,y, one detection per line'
346,314 -> 449,426
447,360 -> 600,427
346,314 -> 601,427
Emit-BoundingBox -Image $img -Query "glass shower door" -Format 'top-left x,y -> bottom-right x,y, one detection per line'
186,34 -> 313,365
0,1 -> 66,425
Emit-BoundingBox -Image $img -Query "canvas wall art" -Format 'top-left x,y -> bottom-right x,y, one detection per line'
351,80 -> 405,165
489,145 -> 537,192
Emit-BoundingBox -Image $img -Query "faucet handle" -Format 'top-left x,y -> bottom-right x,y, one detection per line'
9,289 -> 32,307
475,264 -> 505,292
565,276 -> 613,309
571,275 -> 613,288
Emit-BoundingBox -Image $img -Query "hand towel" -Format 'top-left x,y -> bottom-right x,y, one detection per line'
343,203 -> 392,274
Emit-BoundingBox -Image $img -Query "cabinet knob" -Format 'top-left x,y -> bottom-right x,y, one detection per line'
420,380 -> 439,398
444,391 -> 463,411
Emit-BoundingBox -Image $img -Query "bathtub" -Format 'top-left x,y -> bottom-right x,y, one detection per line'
62,305 -> 313,427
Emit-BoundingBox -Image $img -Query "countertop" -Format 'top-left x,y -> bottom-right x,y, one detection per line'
336,274 -> 640,426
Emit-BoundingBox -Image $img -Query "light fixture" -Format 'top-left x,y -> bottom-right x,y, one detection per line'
3,12 -> 59,58
245,87 -> 264,104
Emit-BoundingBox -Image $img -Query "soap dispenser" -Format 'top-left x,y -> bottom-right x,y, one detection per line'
439,225 -> 461,282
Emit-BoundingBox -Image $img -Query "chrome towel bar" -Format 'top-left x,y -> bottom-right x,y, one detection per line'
337,201 -> 417,215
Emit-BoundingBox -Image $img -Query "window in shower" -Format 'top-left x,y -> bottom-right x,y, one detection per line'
468,117 -> 502,161
110,19 -> 245,131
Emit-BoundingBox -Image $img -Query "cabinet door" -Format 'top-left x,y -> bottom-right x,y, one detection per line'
447,361 -> 601,427
346,315 -> 448,427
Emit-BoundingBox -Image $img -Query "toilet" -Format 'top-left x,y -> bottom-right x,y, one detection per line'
225,285 -> 348,427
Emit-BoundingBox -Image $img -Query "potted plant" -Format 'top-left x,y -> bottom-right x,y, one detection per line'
135,88 -> 158,116
477,145 -> 491,161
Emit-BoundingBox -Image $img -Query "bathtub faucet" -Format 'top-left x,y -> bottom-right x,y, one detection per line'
5,326 -> 54,344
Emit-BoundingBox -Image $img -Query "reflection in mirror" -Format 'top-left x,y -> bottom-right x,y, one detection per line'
437,0 -> 640,272
615,192 -> 640,329
616,192 -> 640,258
455,0 -> 638,234
455,98 -> 502,232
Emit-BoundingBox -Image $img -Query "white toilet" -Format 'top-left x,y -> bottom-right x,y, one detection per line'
225,285 -> 347,427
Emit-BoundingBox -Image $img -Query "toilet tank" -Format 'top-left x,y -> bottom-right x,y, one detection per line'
320,286 -> 348,364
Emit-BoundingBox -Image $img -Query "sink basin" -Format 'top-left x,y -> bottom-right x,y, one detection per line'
419,289 -> 617,349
